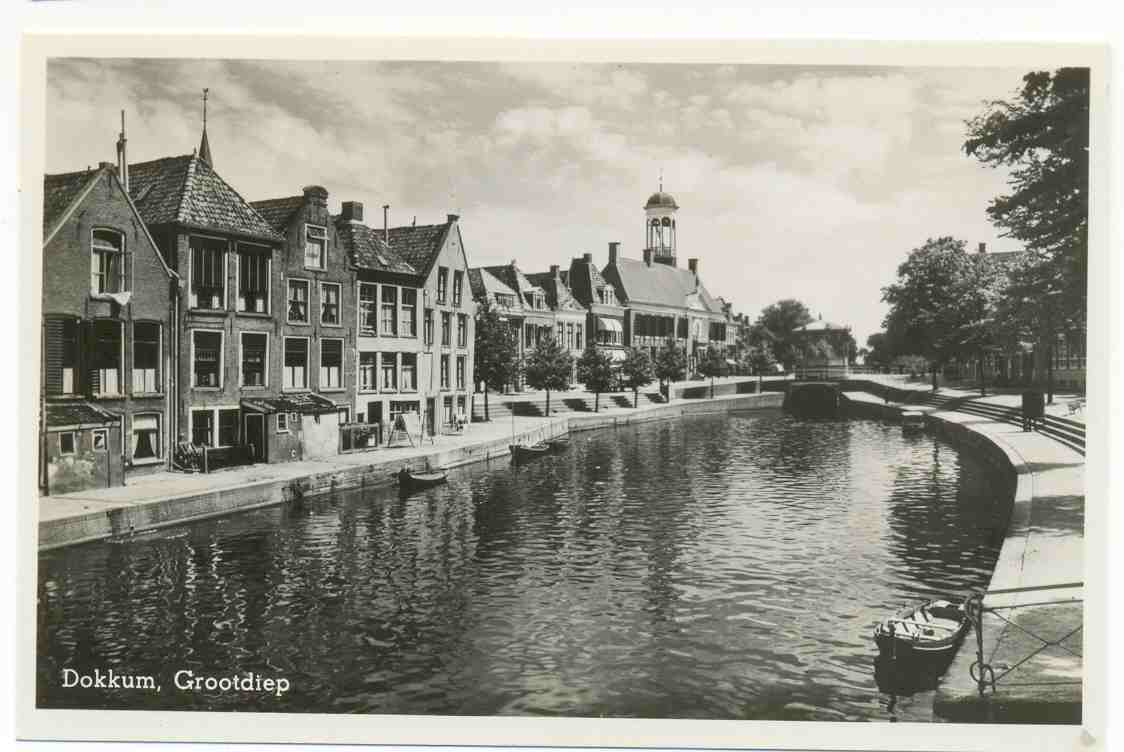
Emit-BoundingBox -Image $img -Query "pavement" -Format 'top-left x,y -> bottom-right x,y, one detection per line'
846,386 -> 1085,723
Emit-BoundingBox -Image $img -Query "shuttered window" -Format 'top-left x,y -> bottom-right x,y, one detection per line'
44,317 -> 79,395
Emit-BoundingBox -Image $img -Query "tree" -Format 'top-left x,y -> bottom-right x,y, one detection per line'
472,299 -> 519,421
575,346 -> 614,412
744,324 -> 778,391
881,237 -> 1000,390
865,332 -> 894,371
619,348 -> 655,408
653,338 -> 687,401
523,336 -> 573,416
964,68 -> 1089,331
755,299 -> 814,369
696,345 -> 728,398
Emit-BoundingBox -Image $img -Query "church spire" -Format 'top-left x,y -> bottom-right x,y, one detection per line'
198,88 -> 214,167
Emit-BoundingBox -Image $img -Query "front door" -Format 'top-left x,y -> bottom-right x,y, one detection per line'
244,414 -> 266,462
426,398 -> 436,436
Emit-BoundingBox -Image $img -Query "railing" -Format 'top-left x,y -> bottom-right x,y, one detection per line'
963,584 -> 1083,697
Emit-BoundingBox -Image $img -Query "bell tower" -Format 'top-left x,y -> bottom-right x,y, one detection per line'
644,176 -> 678,267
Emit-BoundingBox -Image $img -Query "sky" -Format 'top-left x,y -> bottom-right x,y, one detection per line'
45,58 -> 1028,345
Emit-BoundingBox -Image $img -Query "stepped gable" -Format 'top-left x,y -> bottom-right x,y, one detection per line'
127,154 -> 281,242
43,168 -> 100,236
609,255 -> 719,311
334,218 -> 418,276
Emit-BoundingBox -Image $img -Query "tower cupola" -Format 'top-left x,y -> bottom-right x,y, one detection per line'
644,177 -> 678,266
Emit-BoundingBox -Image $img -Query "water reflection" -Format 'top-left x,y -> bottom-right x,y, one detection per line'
38,411 -> 1003,721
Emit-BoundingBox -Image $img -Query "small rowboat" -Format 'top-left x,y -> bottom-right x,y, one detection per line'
901,411 -> 926,434
873,599 -> 970,660
546,436 -> 570,452
509,442 -> 550,463
394,468 -> 448,493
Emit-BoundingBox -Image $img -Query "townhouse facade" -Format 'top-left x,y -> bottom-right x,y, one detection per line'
525,265 -> 587,381
40,161 -> 177,494
565,251 -> 619,362
478,262 -> 553,390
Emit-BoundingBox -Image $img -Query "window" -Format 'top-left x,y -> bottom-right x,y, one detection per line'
437,267 -> 449,304
380,352 -> 397,390
495,293 -> 516,308
320,283 -> 340,325
453,270 -> 464,307
456,355 -> 465,390
241,332 -> 267,387
381,285 -> 398,336
441,312 -> 451,347
287,279 -> 310,323
92,429 -> 108,451
524,323 -> 533,348
190,237 -> 226,309
320,339 -> 342,389
337,406 -> 350,424
91,229 -> 124,295
192,330 -> 222,388
566,323 -> 574,351
132,414 -> 160,460
402,289 -> 418,337
557,322 -> 565,342
284,338 -> 308,389
237,245 -> 270,313
576,324 -> 582,351
440,354 -> 450,389
359,352 -> 377,391
443,396 -> 454,425
424,309 -> 434,346
359,283 -> 377,335
45,318 -> 79,396
218,409 -> 240,447
277,412 -> 289,433
133,322 -> 160,393
401,353 -> 417,391
457,314 -> 468,348
456,395 -> 466,418
304,224 -> 326,269
59,432 -> 76,455
91,320 -> 122,395
191,410 -> 214,446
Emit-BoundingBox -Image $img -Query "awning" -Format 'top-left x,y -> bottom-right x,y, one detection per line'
241,392 -> 338,415
597,317 -> 623,333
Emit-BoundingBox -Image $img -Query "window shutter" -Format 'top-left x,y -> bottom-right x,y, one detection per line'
84,321 -> 100,395
44,319 -> 64,395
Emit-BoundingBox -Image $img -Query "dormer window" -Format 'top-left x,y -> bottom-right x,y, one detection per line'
304,224 -> 326,269
90,229 -> 125,295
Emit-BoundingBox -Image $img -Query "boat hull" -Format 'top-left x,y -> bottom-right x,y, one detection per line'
396,469 -> 448,493
873,599 -> 970,661
510,443 -> 550,463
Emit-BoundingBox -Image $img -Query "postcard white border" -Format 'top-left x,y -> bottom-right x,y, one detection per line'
15,32 -> 1112,752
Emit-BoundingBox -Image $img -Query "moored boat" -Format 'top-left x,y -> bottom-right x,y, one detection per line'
873,599 -> 970,660
546,435 -> 570,452
509,442 -> 550,463
394,467 -> 448,493
901,411 -> 926,434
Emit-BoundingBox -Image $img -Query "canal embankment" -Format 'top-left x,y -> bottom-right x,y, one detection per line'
38,389 -> 784,551
843,388 -> 1084,723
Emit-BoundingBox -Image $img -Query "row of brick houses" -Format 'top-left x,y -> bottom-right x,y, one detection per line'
40,122 -> 474,494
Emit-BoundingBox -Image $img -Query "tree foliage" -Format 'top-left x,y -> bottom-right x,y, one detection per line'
472,299 -> 519,420
523,336 -> 573,416
619,348 -> 655,407
755,299 -> 814,368
653,339 -> 687,397
696,345 -> 728,398
575,346 -> 614,411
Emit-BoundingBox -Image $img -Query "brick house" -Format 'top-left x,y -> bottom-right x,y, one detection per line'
566,250 -> 622,366
41,161 -> 178,494
387,215 -> 476,434
468,266 -> 524,394
525,265 -> 587,382
479,261 -> 553,391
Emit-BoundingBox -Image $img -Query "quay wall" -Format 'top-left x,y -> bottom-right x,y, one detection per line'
40,392 -> 783,551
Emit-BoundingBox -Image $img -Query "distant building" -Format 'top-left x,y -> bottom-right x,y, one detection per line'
789,318 -> 852,380
478,261 -> 554,390
525,265 -> 587,381
566,250 -> 621,364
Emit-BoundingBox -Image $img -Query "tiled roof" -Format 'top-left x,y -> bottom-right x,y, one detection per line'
127,154 -> 282,242
45,401 -> 119,428
525,271 -> 586,312
385,222 -> 451,275
249,195 -> 304,233
335,220 -> 418,275
468,266 -> 520,302
607,256 -> 721,313
43,168 -> 100,236
482,263 -> 544,299
241,392 -> 338,415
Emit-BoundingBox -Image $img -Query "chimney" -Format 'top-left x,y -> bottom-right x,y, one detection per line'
688,258 -> 698,275
582,252 -> 593,263
642,248 -> 653,266
608,241 -> 620,264
978,242 -> 987,254
550,264 -> 560,276
447,213 -> 459,223
340,201 -> 364,223
383,205 -> 390,243
302,185 -> 328,207
116,110 -> 129,192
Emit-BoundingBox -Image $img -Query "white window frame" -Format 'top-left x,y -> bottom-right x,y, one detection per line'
287,278 -> 311,324
277,412 -> 289,433
191,328 -> 224,389
319,337 -> 344,391
132,321 -> 161,394
400,353 -> 417,392
90,227 -> 125,296
236,242 -> 272,314
91,428 -> 108,452
358,282 -> 378,335
239,331 -> 270,388
188,234 -> 228,310
320,282 -> 342,326
131,412 -> 162,462
304,223 -> 327,270
91,319 -> 124,396
358,351 -> 378,393
283,336 -> 310,391
190,405 -> 241,448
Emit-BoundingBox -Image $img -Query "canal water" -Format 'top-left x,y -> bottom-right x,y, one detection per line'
37,410 -> 1008,721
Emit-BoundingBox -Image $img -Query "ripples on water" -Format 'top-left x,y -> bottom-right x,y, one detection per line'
37,411 -> 1008,721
